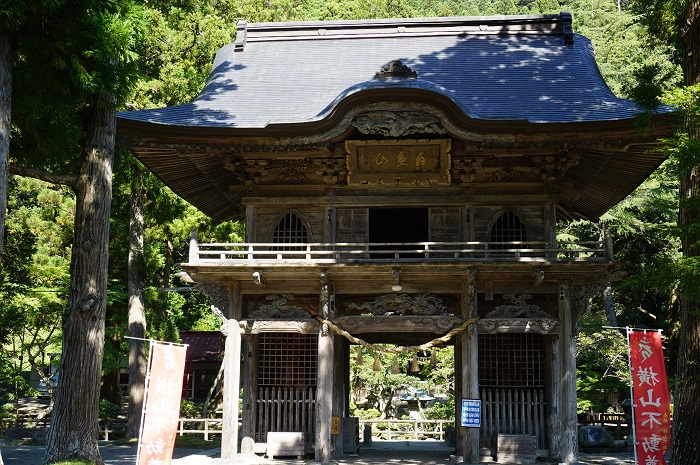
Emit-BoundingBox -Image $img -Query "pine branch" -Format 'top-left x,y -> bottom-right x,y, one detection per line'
9,164 -> 78,189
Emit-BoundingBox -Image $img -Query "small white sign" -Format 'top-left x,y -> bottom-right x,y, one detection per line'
461,399 -> 481,428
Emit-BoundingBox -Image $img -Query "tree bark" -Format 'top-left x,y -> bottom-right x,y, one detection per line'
0,28 -> 11,270
126,161 -> 147,439
671,2 -> 700,463
44,100 -> 116,465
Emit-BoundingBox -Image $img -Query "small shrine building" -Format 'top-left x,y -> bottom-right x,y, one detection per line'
117,13 -> 672,464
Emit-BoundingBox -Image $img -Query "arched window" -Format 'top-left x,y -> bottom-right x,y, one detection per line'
489,211 -> 527,244
273,212 -> 308,245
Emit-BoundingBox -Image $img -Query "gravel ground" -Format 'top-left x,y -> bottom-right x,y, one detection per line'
0,442 -> 637,465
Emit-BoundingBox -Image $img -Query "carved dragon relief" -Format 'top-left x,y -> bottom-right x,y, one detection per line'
479,294 -> 560,335
334,315 -> 462,334
248,294 -> 312,319
351,111 -> 447,137
345,293 -> 448,316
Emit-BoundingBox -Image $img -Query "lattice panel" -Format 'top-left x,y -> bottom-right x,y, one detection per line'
490,211 -> 527,242
259,333 -> 318,387
478,333 -> 544,388
273,212 -> 308,244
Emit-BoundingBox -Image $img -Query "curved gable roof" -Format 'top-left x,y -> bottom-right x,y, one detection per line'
118,13 -> 660,131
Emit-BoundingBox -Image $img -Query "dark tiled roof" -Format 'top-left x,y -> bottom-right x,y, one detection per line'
180,331 -> 222,363
118,14 -> 659,129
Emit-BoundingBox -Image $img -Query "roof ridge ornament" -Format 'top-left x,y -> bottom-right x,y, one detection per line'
375,60 -> 417,79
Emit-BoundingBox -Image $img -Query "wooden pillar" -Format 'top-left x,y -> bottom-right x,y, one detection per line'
559,284 -> 578,464
547,332 -> 562,458
332,335 -> 346,456
461,271 -> 480,464
221,282 -> 242,459
240,334 -> 258,454
316,272 -> 334,463
245,205 -> 257,242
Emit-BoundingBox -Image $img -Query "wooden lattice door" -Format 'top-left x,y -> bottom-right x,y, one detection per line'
478,333 -> 548,450
255,333 -> 318,446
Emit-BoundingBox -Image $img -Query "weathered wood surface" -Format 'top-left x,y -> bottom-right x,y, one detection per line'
480,388 -> 546,451
497,434 -> 537,463
266,431 -> 305,459
256,387 -> 315,444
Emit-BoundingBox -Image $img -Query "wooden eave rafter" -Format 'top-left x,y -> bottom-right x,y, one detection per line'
117,86 -> 674,223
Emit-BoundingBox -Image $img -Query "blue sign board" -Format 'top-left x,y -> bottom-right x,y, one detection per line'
461,399 -> 481,428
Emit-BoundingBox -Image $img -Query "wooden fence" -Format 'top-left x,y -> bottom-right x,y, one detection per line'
480,387 -> 547,450
579,412 -> 629,440
255,386 -> 316,443
358,419 -> 453,441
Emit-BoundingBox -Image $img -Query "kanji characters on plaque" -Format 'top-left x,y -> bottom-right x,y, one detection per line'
629,331 -> 671,465
138,343 -> 187,465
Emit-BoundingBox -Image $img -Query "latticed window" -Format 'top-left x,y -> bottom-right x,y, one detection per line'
490,211 -> 527,243
273,212 -> 308,245
259,333 -> 318,387
478,333 -> 544,388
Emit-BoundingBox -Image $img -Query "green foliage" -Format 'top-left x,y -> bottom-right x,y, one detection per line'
576,310 -> 630,413
422,396 -> 455,420
180,399 -> 201,418
351,407 -> 382,419
565,0 -> 681,98
99,399 -> 122,419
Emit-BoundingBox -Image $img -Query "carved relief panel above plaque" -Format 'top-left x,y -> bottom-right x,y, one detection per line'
345,139 -> 451,186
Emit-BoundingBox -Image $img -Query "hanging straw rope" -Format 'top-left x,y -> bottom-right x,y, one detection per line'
318,316 -> 480,354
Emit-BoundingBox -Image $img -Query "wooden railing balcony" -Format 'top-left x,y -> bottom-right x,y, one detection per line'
187,238 -> 614,265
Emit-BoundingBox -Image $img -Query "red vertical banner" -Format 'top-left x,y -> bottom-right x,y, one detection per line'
629,331 -> 671,465
138,343 -> 187,465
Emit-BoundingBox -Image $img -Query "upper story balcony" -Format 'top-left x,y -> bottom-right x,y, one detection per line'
186,237 -> 614,267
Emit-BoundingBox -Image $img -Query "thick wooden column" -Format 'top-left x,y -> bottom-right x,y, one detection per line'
316,272 -> 334,463
221,282 -> 242,459
332,335 -> 346,456
559,284 -> 578,464
547,331 -> 562,459
460,271 -> 480,464
240,334 -> 258,454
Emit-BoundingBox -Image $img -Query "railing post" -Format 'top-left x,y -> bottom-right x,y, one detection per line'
603,224 -> 614,260
188,228 -> 199,263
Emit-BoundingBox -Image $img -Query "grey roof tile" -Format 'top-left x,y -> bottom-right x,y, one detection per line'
119,15 -> 663,128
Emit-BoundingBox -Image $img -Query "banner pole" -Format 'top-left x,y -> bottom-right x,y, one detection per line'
135,340 -> 155,465
625,327 -> 638,465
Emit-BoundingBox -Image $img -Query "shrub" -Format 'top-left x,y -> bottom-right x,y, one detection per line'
98,399 -> 121,419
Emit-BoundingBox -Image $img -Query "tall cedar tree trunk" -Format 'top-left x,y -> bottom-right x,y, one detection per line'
44,101 -> 115,465
671,3 -> 700,463
0,28 -> 11,268
126,163 -> 147,438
